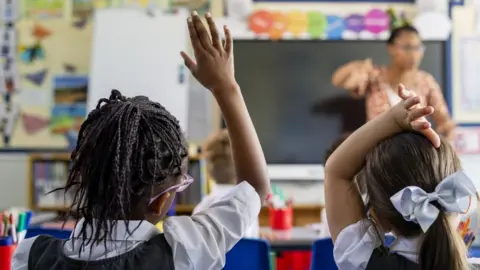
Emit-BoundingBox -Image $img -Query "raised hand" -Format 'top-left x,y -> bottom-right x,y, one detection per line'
393,84 -> 441,148
181,11 -> 236,95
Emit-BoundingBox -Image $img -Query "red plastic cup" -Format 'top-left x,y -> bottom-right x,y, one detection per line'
0,243 -> 16,270
269,206 -> 293,230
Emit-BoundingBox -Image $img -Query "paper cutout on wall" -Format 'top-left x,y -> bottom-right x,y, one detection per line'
344,14 -> 364,33
364,9 -> 389,34
22,113 -> 49,135
73,17 -> 88,29
19,43 -> 45,64
249,10 -> 273,34
32,24 -> 52,39
24,68 -> 48,86
268,12 -> 287,39
286,11 -> 308,36
63,63 -> 77,73
307,11 -> 327,38
326,15 -> 345,39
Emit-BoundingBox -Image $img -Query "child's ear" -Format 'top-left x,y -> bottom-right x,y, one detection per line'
150,192 -> 171,216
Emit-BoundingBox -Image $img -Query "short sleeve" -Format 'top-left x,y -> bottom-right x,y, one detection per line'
334,219 -> 383,270
11,236 -> 37,270
163,181 -> 261,270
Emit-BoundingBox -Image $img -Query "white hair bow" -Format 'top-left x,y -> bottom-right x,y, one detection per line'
390,171 -> 476,232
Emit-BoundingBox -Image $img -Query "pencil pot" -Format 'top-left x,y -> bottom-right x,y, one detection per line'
0,238 -> 16,270
269,207 -> 293,230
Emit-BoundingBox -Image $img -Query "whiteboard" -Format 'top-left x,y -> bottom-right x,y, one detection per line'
88,9 -> 189,132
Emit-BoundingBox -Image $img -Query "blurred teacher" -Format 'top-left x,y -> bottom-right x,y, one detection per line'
331,25 -> 455,138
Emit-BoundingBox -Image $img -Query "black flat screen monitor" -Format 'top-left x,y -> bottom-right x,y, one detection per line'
226,40 -> 446,165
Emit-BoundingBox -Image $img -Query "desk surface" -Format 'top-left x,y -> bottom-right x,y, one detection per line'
261,227 -> 321,251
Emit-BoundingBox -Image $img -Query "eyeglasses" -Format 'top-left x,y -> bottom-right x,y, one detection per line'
149,174 -> 194,205
395,44 -> 425,53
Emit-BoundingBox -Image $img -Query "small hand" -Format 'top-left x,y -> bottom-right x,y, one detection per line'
394,84 -> 441,148
181,11 -> 236,94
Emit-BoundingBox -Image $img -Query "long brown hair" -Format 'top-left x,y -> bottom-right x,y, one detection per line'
357,132 -> 468,270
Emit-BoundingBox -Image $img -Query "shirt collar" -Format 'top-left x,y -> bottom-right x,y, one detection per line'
389,235 -> 422,263
71,218 -> 161,242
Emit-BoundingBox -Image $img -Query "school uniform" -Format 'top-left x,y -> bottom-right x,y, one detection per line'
12,181 -> 261,270
194,184 -> 259,238
334,219 -> 480,270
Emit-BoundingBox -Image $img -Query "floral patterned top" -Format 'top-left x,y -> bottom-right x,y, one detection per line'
366,67 -> 455,136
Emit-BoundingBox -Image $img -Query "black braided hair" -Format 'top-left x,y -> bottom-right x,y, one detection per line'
61,89 -> 187,253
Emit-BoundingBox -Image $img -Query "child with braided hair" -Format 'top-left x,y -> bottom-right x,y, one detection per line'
12,11 -> 269,270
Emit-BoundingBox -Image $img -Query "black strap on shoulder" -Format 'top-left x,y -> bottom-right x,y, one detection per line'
366,248 -> 420,270
28,235 -> 63,270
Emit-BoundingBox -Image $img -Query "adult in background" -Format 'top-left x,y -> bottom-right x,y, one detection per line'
331,25 -> 455,138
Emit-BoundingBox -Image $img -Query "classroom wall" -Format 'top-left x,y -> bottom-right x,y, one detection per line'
0,2 -> 478,208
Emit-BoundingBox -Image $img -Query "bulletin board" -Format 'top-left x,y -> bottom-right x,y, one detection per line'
0,0 -> 216,151
7,19 -> 92,150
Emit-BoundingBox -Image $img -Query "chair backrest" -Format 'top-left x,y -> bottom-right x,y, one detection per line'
26,228 -> 72,239
310,238 -> 337,270
223,238 -> 271,270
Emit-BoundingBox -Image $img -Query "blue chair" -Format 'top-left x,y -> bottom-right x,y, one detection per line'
223,238 -> 271,270
26,227 -> 72,239
310,238 -> 337,270
469,246 -> 480,258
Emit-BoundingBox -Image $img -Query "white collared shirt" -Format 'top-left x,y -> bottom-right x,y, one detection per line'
333,219 -> 479,270
194,183 -> 259,238
12,181 -> 261,270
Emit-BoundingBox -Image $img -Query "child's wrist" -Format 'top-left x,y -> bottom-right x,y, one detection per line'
212,82 -> 241,100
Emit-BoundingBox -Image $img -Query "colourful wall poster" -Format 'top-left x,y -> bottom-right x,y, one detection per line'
9,19 -> 92,150
248,9 -> 390,40
22,0 -> 65,19
50,76 -> 87,139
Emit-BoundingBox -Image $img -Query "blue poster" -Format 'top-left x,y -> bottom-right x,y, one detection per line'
326,15 -> 345,40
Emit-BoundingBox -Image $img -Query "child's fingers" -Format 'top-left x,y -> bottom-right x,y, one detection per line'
223,25 -> 233,55
180,51 -> 197,73
205,13 -> 222,52
187,16 -> 203,54
191,11 -> 213,53
403,96 -> 421,110
407,106 -> 434,122
411,120 -> 430,130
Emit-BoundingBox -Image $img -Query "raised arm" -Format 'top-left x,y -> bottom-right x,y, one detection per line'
181,12 -> 269,201
324,85 -> 440,242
